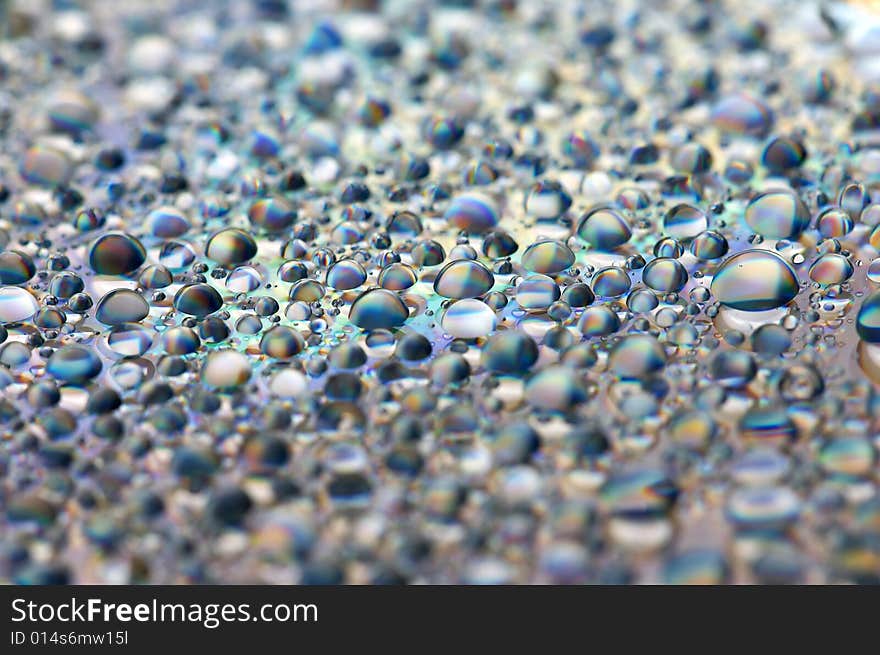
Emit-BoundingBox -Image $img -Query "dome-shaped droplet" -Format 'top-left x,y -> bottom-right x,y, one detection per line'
248,197 -> 296,232
289,279 -> 325,302
627,287 -> 659,313
600,469 -> 679,517
482,230 -> 519,259
107,324 -> 153,357
561,130 -> 599,168
482,331 -> 539,374
576,206 -> 631,249
761,136 -> 807,172
201,350 -> 251,391
744,190 -> 810,240
46,345 -> 102,385
726,486 -> 800,530
561,283 -> 595,308
174,284 -> 223,317
441,299 -> 497,338
710,350 -> 757,388
326,259 -> 367,290
433,259 -> 494,298
516,274 -> 561,311
711,94 -> 774,137
642,258 -> 688,292
89,233 -> 146,275
430,353 -> 472,385
689,231 -> 729,260
524,180 -> 572,219
260,325 -> 306,358
0,250 -> 36,285
0,287 -> 39,323
95,289 -> 150,325
378,263 -> 418,290
47,89 -> 100,134
838,182 -> 870,219
159,241 -> 196,270
592,267 -> 631,298
226,266 -> 263,293
205,228 -> 258,265
146,207 -> 191,238
856,291 -> 880,343
608,334 -> 667,379
521,239 -> 575,274
349,288 -> 409,330
20,145 -> 73,187
808,253 -> 853,286
139,265 -> 173,289
710,250 -> 798,311
162,326 -> 201,355
816,208 -> 853,238
526,365 -> 587,411
671,143 -> 713,174
443,194 -> 499,233
578,305 -> 620,337
739,405 -> 797,444
663,204 -> 708,241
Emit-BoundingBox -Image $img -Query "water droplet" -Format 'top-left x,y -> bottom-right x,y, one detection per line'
47,345 -> 102,385
711,250 -> 798,311
856,291 -> 880,342
174,284 -> 223,318
201,350 -> 251,391
663,204 -> 708,241
576,206 -> 632,249
326,259 -> 367,291
642,258 -> 688,292
349,288 -> 409,330
711,94 -> 774,136
744,190 -> 810,240
592,267 -> 631,298
443,194 -> 499,234
521,239 -> 574,274
441,299 -> 497,338
205,228 -> 258,265
260,325 -> 306,359
608,334 -> 666,379
433,260 -> 494,298
95,289 -> 150,325
0,287 -> 40,323
89,233 -> 146,275
516,274 -> 561,311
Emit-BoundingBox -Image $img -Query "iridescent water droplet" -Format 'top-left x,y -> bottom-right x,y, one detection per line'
521,239 -> 575,274
663,204 -> 708,241
744,190 -> 810,240
174,284 -> 223,318
349,288 -> 409,330
710,249 -> 798,311
576,206 -> 632,250
443,194 -> 499,234
89,233 -> 146,275
433,260 -> 494,299
95,289 -> 150,325
205,228 -> 258,265
0,286 -> 40,323
856,291 -> 880,343
441,299 -> 497,338
642,258 -> 688,292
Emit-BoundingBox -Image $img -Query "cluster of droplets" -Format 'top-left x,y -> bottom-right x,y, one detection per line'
0,0 -> 879,584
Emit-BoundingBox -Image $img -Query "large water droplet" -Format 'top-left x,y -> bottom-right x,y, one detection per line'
710,250 -> 798,311
744,190 -> 810,240
433,260 -> 494,298
349,289 -> 409,330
